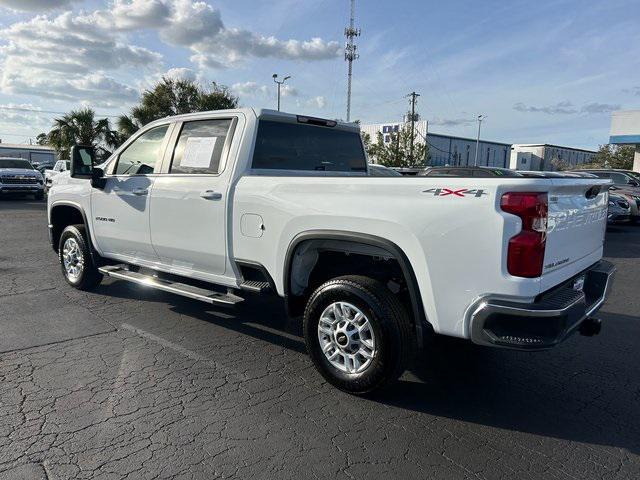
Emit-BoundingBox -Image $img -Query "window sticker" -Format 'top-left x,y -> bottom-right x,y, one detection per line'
181,137 -> 218,168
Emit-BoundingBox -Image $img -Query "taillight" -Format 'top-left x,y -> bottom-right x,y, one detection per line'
501,192 -> 548,278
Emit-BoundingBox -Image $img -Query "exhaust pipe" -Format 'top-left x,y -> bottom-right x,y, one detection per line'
579,317 -> 602,337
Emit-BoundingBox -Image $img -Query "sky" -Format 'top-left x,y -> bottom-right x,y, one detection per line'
0,0 -> 639,149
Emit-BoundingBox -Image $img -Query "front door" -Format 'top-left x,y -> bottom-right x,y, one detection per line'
91,124 -> 170,262
149,118 -> 235,278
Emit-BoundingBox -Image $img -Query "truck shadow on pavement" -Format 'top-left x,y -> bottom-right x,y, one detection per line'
96,279 -> 640,455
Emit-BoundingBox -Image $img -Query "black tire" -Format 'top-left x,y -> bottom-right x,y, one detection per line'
58,224 -> 103,290
303,275 -> 416,394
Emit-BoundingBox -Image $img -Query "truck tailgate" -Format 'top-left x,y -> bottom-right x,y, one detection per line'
541,179 -> 609,290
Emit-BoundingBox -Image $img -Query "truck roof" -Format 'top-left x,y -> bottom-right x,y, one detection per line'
144,108 -> 359,132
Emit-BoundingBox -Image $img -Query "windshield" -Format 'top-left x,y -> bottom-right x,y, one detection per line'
252,120 -> 367,172
0,159 -> 34,170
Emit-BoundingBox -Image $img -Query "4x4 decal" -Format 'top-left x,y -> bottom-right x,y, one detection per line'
422,188 -> 488,198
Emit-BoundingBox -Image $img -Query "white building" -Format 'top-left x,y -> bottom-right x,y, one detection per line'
509,144 -> 596,171
360,121 -> 512,168
609,110 -> 640,172
0,143 -> 58,168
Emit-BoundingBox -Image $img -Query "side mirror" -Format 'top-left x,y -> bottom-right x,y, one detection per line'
629,180 -> 640,187
70,145 -> 95,179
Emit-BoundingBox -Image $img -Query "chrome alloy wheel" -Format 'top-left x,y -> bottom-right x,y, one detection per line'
62,237 -> 84,281
317,301 -> 376,374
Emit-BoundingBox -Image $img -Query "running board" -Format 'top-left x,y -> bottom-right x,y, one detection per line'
98,265 -> 244,305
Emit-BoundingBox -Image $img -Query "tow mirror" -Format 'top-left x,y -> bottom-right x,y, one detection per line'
70,145 -> 95,179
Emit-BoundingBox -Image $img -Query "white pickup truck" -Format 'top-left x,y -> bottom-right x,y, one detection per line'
47,108 -> 615,393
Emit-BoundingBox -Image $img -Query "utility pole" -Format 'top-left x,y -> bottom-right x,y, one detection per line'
272,74 -> 291,111
474,114 -> 486,166
344,0 -> 360,122
407,92 -> 420,164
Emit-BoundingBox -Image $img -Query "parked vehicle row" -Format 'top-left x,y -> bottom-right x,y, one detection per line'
384,165 -> 640,226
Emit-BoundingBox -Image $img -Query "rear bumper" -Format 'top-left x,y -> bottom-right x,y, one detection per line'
469,260 -> 615,350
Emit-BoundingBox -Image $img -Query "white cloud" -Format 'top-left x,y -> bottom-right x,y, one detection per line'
513,101 -> 577,115
0,0 -> 339,107
514,101 -> 620,116
89,0 -> 340,68
430,117 -> 474,127
306,96 -> 327,109
0,10 -> 160,105
0,103 -> 50,129
232,81 -> 269,97
580,102 -> 620,115
0,0 -> 77,11
164,67 -> 197,82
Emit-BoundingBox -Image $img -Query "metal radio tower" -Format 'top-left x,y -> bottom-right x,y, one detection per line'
344,0 -> 360,122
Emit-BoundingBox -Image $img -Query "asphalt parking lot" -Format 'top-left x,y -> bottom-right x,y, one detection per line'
0,198 -> 638,480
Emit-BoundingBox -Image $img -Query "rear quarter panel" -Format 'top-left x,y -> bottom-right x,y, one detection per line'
232,176 -> 556,338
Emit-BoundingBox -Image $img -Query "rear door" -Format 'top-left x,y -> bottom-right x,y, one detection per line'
149,117 -> 237,278
91,123 -> 171,261
541,179 -> 609,288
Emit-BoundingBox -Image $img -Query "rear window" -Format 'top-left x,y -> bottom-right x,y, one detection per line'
252,120 -> 367,172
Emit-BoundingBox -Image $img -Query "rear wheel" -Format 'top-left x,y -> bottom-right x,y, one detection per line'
58,225 -> 102,290
303,275 -> 415,394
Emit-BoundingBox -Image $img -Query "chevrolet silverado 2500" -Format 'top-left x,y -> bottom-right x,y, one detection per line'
47,108 -> 615,393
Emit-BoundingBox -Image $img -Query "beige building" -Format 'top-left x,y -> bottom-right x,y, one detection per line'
509,144 -> 596,171
610,110 -> 640,172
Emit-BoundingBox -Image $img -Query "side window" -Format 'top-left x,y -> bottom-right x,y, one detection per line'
609,173 -> 627,184
170,119 -> 232,175
114,125 -> 169,175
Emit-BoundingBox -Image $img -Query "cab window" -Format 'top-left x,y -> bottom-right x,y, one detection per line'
114,125 -> 169,175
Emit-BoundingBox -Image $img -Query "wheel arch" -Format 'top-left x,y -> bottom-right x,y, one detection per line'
49,201 -> 96,258
283,230 -> 428,347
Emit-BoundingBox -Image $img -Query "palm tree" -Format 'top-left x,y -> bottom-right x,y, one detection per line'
47,108 -> 119,159
117,78 -> 239,141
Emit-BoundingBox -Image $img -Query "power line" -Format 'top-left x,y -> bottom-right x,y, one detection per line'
0,105 -> 120,118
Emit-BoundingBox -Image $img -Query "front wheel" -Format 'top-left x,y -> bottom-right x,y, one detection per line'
303,275 -> 416,394
58,225 -> 103,290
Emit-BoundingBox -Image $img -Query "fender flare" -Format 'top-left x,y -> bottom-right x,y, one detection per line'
283,230 -> 427,347
49,201 -> 100,265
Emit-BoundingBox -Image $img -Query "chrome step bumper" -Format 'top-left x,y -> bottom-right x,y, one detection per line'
469,260 -> 616,350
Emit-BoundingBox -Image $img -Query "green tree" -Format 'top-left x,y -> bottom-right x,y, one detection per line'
118,77 -> 239,140
35,133 -> 48,145
583,144 -> 636,170
365,125 -> 429,168
46,108 -> 119,159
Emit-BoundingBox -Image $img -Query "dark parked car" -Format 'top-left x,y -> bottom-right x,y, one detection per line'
368,164 -> 403,177
572,169 -> 640,188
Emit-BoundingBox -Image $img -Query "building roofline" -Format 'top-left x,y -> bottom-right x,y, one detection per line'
360,121 -> 511,146
0,143 -> 56,151
512,143 -> 597,153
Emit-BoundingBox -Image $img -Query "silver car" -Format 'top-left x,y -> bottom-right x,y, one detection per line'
0,157 -> 45,200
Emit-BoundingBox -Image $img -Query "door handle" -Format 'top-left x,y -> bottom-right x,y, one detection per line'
200,190 -> 222,200
132,188 -> 149,196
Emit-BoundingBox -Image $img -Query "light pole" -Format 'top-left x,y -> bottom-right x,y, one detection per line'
272,74 -> 291,111
473,114 -> 486,166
